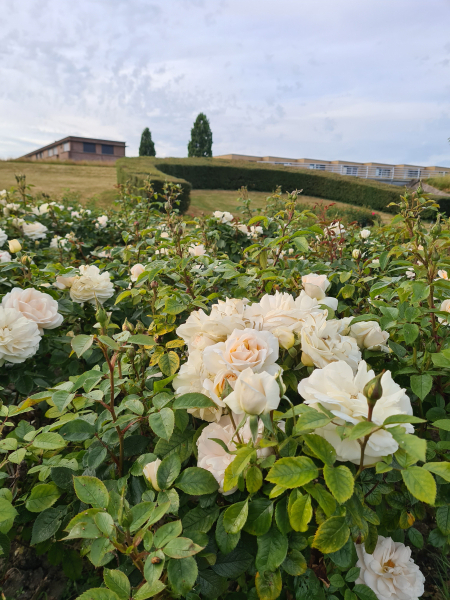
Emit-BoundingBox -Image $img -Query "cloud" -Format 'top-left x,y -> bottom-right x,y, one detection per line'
0,0 -> 450,166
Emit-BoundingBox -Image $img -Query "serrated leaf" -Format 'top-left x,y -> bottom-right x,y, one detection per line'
255,569 -> 282,600
31,508 -> 64,545
289,494 -> 312,532
103,569 -> 130,600
324,465 -> 354,504
158,351 -> 180,376
256,525 -> 288,573
172,392 -> 216,409
223,500 -> 248,535
266,456 -> 318,488
303,433 -> 336,465
156,453 -> 181,491
312,516 -> 350,553
163,537 -> 204,558
401,466 -> 436,504
25,483 -> 60,513
153,520 -> 182,548
148,407 -> 174,441
73,476 -> 109,508
174,466 -> 219,495
410,374 -> 433,401
71,334 -> 94,358
168,555 -> 197,595
75,589 -> 120,600
32,432 -> 66,450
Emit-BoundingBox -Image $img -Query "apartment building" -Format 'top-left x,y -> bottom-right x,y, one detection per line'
20,136 -> 126,163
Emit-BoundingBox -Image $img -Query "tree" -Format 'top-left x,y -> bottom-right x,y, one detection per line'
139,128 -> 156,157
187,113 -> 213,157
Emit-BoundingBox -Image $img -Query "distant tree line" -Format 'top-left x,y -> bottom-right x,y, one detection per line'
139,113 -> 213,158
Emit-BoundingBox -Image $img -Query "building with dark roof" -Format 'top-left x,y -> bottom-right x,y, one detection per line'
20,136 -> 126,163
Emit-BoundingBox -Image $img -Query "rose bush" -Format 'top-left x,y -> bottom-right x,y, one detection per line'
0,180 -> 449,600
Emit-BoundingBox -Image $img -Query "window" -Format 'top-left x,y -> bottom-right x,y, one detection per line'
63,142 -> 70,151
376,168 -> 391,177
48,148 -> 53,157
344,166 -> 358,175
407,169 -> 419,178
309,164 -> 326,170
101,144 -> 114,155
83,142 -> 96,153
53,146 -> 58,155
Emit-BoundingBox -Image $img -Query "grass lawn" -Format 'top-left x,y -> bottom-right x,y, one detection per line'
0,159 -> 392,223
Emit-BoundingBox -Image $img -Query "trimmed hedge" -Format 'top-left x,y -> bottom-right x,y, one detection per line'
116,157 -> 192,214
116,157 -> 450,215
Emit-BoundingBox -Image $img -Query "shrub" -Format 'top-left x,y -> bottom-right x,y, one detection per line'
139,127 -> 156,157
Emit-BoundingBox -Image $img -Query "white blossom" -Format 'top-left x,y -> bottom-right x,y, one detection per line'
1,287 -> 63,332
0,307 -> 42,365
70,265 -> 114,305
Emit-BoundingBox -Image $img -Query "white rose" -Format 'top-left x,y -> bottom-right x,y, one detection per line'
197,419 -> 239,494
360,229 -> 371,239
271,326 -> 295,350
298,360 -> 413,464
161,231 -> 170,238
23,221 -> 48,240
96,215 -> 108,229
31,203 -> 49,216
172,350 -> 226,422
143,459 -> 161,491
71,211 -> 81,219
325,221 -> 345,236
301,313 -> 361,372
406,268 -> 415,280
438,269 -> 448,280
203,328 -> 279,376
55,275 -> 76,289
0,251 -> 11,263
301,274 -> 337,310
155,248 -> 169,256
224,367 -> 281,415
355,536 -> 425,600
244,290 -> 325,334
349,321 -> 390,351
439,298 -> 450,324
176,307 -> 245,351
214,211 -> 234,224
130,263 -> 145,282
0,307 -> 42,365
8,239 -> 22,253
0,228 -> 7,247
70,265 -> 114,305
1,287 -> 63,332
352,249 -> 361,259
188,244 -> 206,257
50,235 -> 70,250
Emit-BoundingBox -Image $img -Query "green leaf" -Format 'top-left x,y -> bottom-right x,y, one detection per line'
223,500 -> 249,535
255,569 -> 282,600
31,508 -> 63,545
345,567 -> 361,582
52,390 -> 75,413
103,569 -> 130,600
215,511 -> 240,554
294,408 -> 332,433
32,432 -> 66,450
383,414 -> 426,425
60,419 -> 95,442
148,407 -> 174,441
174,466 -> 219,495
436,506 -> 450,535
223,446 -> 256,492
289,494 -> 313,532
163,537 -> 204,558
212,547 -> 253,579
129,502 -> 156,533
8,448 -> 26,464
98,335 -> 120,350
345,422 -> 378,441
407,527 -> 424,549
76,589 -> 120,600
312,517 -> 350,553
401,466 -> 436,504
423,461 -> 450,482
0,498 -> 18,524
71,334 -> 94,358
266,456 -> 318,488
256,525 -> 288,573
433,419 -> 450,432
156,453 -> 181,491
411,282 -> 430,303
94,512 -> 115,537
303,434 -> 336,465
172,392 -> 216,409
73,476 -> 109,509
323,465 -> 354,504
153,520 -> 182,548
143,550 -> 164,588
410,374 -> 433,401
390,427 -> 426,463
128,334 -> 155,346
243,498 -> 273,536
247,465 -> 263,494
282,550 -> 307,576
158,351 -> 180,376
133,581 -> 165,600
403,323 -> 419,345
167,555 -> 197,595
25,483 -> 60,513
353,584 -> 380,600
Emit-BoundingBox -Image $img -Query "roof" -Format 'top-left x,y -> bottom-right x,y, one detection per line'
21,135 -> 126,157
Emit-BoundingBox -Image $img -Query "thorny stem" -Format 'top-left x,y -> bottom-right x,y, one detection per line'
355,403 -> 374,480
229,411 -> 243,444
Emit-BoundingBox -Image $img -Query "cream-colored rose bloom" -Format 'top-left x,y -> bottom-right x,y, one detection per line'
189,244 -> 206,257
224,367 -> 281,415
130,263 -> 145,282
203,328 -> 279,376
143,459 -> 161,491
244,290 -> 325,334
271,326 -> 295,349
176,307 -> 245,351
301,274 -> 338,311
214,211 -> 234,224
438,299 -> 450,324
23,221 -> 48,240
0,307 -> 42,365
2,287 -> 63,332
300,312 -> 361,372
55,275 -> 76,290
172,350 -> 226,422
360,229 -> 371,239
355,536 -> 425,600
325,221 -> 345,236
352,249 -> 361,259
8,239 -> 21,253
96,215 -> 108,229
0,228 -> 7,247
70,265 -> 114,305
298,360 -> 413,464
0,251 -> 11,263
349,321 -> 390,351
197,418 -> 238,494
438,269 -> 448,280
31,203 -> 49,216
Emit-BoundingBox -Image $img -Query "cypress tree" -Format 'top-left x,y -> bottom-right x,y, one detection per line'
187,113 -> 213,157
139,127 -> 156,157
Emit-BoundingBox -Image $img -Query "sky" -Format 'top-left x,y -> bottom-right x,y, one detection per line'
1,0 -> 450,166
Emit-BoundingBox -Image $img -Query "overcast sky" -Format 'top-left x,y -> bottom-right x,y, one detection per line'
1,0 -> 450,165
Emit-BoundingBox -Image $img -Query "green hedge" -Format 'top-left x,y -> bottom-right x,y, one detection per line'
116,157 -> 450,215
116,158 -> 192,214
